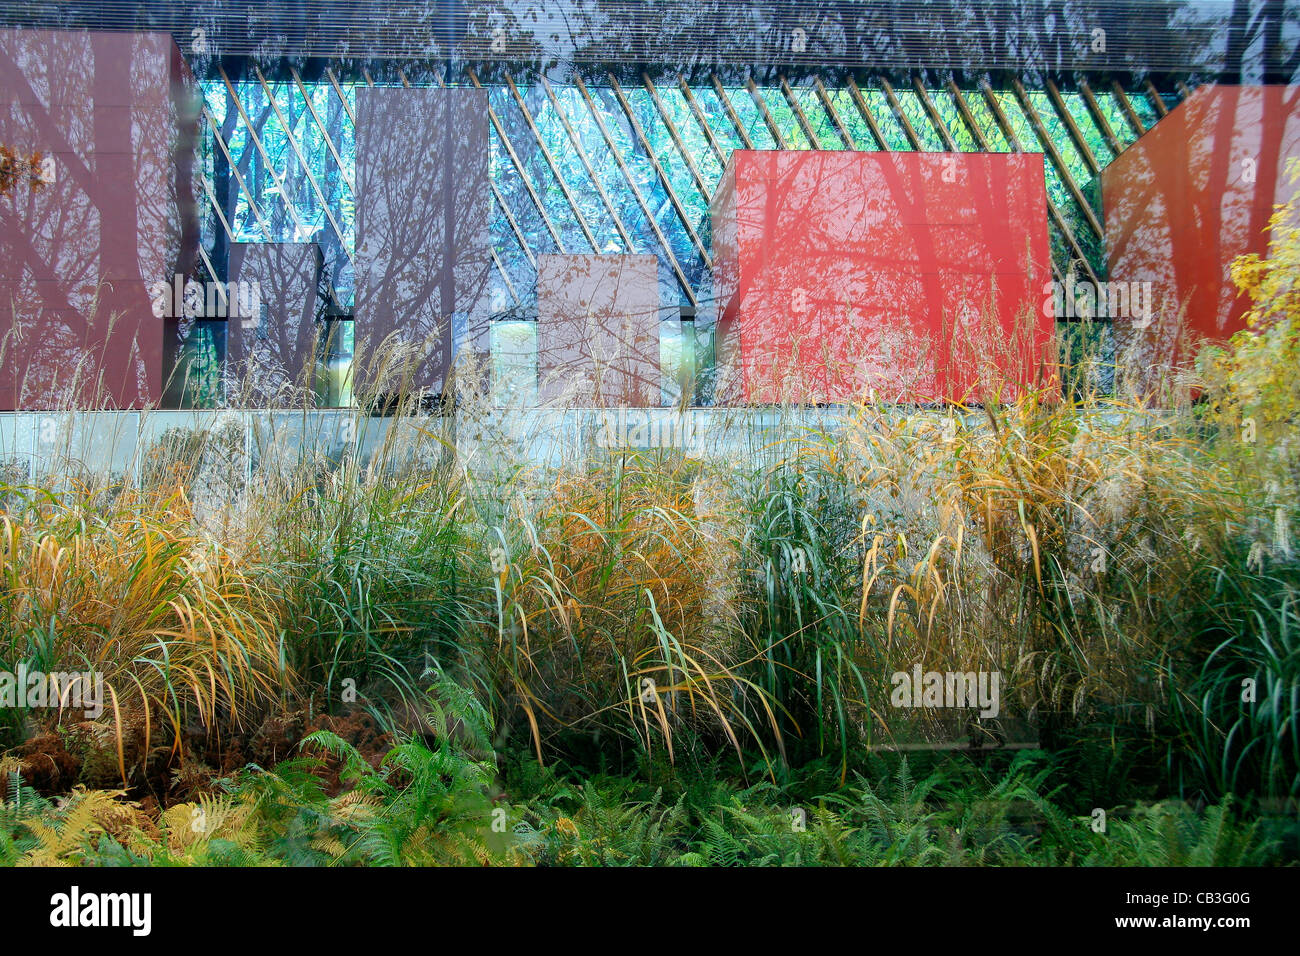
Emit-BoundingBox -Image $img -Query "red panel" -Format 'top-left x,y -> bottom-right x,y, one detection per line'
1103,85 -> 1300,390
710,151 -> 1054,405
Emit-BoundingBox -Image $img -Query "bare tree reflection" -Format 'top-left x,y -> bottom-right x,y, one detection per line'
0,29 -> 196,410
711,150 -> 1054,406
1105,84 -> 1300,402
353,87 -> 491,403
536,254 -> 660,408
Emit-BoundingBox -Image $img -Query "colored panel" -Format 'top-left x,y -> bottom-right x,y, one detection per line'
354,86 -> 490,396
0,29 -> 196,410
710,150 -> 1054,405
536,254 -> 660,408
227,242 -> 319,406
1103,85 -> 1300,390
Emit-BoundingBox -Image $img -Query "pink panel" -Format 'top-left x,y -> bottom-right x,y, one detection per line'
0,29 -> 196,410
227,242 -> 320,406
536,254 -> 660,408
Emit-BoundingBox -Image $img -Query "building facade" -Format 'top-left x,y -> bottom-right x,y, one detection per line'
0,1 -> 1297,410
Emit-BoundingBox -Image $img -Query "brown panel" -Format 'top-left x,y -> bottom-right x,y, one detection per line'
536,254 -> 660,408
0,29 -> 197,410
227,242 -> 319,406
354,87 -> 490,397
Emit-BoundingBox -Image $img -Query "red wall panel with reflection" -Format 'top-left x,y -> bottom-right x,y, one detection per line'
1103,85 -> 1300,392
0,29 -> 197,410
710,151 -> 1054,405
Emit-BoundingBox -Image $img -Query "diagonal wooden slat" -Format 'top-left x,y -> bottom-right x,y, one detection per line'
912,79 -> 957,151
324,68 -> 356,126
1111,81 -> 1147,138
253,66 -> 353,262
745,76 -> 788,148
1045,78 -> 1100,177
540,75 -> 635,253
880,77 -> 923,150
945,82 -> 1065,287
1078,80 -> 1123,157
504,71 -> 601,253
1011,77 -> 1104,241
195,241 -> 230,312
218,66 -> 311,239
813,76 -> 858,149
947,80 -> 993,151
710,75 -> 756,149
677,76 -> 729,167
607,73 -> 711,266
202,106 -> 273,240
573,74 -> 698,308
643,72 -> 712,198
1145,80 -> 1169,117
779,76 -> 822,149
197,171 -> 237,245
289,66 -> 355,195
466,68 -> 566,253
491,247 -> 520,306
845,77 -> 890,150
416,70 -> 538,270
981,81 -> 1099,290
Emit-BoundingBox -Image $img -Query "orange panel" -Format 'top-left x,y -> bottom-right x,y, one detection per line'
1103,84 -> 1300,392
